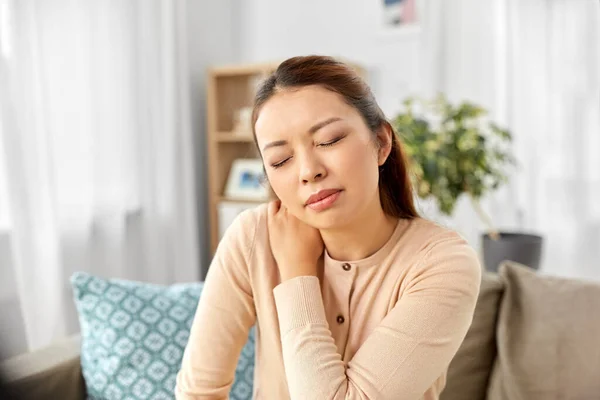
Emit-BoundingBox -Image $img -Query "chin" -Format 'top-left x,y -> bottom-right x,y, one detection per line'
303,206 -> 354,230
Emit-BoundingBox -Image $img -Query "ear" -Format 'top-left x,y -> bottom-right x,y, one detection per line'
376,123 -> 393,166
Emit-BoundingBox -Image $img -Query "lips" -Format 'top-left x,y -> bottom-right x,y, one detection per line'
305,189 -> 342,206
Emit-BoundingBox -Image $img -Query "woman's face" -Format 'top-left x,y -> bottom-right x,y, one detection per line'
255,85 -> 389,229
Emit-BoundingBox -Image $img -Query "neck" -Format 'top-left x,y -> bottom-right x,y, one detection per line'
320,200 -> 398,262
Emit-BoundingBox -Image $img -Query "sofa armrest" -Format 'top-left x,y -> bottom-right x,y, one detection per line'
0,335 -> 85,400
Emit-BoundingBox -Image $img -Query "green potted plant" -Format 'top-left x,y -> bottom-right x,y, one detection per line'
392,94 -> 543,272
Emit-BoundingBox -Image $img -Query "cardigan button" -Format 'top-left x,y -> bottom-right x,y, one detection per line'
336,315 -> 345,324
342,263 -> 351,271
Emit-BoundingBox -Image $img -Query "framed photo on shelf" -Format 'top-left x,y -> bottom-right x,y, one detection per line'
224,158 -> 269,201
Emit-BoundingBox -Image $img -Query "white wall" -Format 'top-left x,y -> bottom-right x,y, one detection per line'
186,0 -> 242,279
238,0 -> 423,117
236,0 -> 503,115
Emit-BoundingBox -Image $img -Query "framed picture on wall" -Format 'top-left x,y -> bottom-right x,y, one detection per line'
378,0 -> 422,37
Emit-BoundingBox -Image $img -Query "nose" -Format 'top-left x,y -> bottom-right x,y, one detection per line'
299,152 -> 326,184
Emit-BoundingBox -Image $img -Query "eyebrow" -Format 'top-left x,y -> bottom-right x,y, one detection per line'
262,117 -> 343,152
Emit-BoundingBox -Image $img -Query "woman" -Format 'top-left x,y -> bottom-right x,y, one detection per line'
176,55 -> 481,400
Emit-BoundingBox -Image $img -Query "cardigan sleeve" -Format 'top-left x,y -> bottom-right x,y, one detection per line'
175,210 -> 257,400
273,233 -> 482,400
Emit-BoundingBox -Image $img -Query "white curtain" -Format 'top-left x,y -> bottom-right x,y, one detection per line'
505,0 -> 600,280
0,0 -> 200,352
419,0 -> 600,280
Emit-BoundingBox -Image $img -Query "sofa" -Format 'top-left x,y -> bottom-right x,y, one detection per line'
2,261 -> 600,400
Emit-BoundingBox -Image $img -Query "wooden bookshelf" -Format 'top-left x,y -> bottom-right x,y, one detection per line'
206,60 -> 365,255
213,132 -> 255,143
206,62 -> 278,254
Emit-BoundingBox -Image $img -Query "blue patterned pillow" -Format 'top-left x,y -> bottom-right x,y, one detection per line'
71,272 -> 255,400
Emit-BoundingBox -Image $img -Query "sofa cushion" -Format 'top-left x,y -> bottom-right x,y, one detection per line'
441,272 -> 504,400
71,272 -> 255,400
487,261 -> 600,400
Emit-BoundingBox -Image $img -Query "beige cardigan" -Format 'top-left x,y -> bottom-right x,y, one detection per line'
176,204 -> 481,399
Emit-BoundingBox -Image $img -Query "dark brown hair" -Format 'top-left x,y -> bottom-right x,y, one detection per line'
252,55 -> 419,220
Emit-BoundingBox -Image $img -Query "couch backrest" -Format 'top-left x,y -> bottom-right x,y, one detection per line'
1,334 -> 85,400
440,272 -> 504,400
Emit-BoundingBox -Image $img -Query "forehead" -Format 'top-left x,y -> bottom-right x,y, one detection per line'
254,85 -> 356,141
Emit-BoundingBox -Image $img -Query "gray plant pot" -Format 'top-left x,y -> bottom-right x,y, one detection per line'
482,232 -> 543,272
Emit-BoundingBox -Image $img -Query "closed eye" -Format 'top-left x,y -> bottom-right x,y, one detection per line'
271,157 -> 292,169
318,135 -> 345,147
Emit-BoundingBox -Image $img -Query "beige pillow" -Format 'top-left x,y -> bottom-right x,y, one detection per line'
487,261 -> 600,400
441,273 -> 504,400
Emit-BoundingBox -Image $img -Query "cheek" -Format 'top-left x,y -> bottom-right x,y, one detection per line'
266,169 -> 295,202
336,142 -> 379,185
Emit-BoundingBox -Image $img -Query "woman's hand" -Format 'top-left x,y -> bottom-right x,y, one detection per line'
267,200 -> 324,282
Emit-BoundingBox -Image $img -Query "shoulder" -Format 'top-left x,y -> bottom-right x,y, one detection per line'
403,218 -> 482,293
408,218 -> 479,262
218,203 -> 269,261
